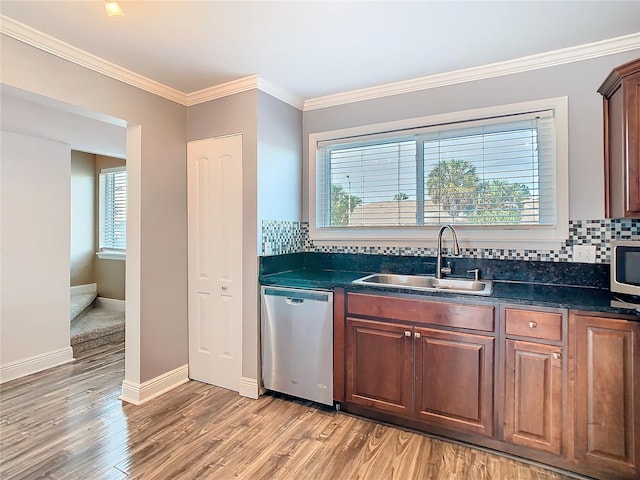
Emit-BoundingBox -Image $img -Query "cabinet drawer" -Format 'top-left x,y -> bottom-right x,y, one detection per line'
504,308 -> 563,342
347,293 -> 495,332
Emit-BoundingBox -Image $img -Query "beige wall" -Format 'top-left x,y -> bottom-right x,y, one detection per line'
69,151 -> 126,299
96,259 -> 125,300
70,150 -> 96,286
1,34 -> 188,384
95,155 -> 126,300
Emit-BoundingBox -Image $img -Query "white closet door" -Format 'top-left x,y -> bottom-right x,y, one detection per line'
187,134 -> 242,391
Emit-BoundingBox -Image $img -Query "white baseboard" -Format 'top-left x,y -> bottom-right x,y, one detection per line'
70,283 -> 97,295
96,297 -> 125,312
0,347 -> 74,384
119,364 -> 189,405
239,376 -> 259,399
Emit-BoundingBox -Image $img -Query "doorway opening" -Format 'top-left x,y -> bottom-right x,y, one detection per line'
70,151 -> 126,355
0,84 -> 140,389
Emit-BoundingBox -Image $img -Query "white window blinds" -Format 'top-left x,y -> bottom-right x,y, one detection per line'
319,139 -> 417,227
99,167 -> 127,251
316,110 -> 556,229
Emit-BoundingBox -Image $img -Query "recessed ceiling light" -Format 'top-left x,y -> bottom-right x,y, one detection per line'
105,1 -> 124,17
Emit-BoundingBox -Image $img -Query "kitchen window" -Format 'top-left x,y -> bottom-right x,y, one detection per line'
97,166 -> 127,260
309,97 -> 568,248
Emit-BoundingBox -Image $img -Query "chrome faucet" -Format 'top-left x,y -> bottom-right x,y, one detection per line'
436,224 -> 460,279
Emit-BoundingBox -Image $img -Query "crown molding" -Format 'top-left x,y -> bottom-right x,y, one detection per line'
0,15 -> 188,105
1,14 -> 303,110
186,74 -> 260,106
186,74 -> 303,109
2,14 -> 637,113
303,32 -> 640,111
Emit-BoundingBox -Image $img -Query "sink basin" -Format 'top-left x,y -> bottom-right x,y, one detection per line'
352,273 -> 493,296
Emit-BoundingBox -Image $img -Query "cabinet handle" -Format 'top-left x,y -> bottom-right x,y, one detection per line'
405,331 -> 411,337
528,321 -> 537,328
414,332 -> 421,339
553,352 -> 561,360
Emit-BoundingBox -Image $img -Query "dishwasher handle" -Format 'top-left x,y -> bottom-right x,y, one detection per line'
263,287 -> 331,303
285,297 -> 304,305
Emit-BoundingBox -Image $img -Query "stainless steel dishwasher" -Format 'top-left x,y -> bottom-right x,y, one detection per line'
261,286 -> 333,406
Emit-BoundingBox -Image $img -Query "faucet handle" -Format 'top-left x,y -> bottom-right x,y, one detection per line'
467,269 -> 480,281
440,262 -> 452,275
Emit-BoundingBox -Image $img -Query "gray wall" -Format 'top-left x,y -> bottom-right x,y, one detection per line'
188,90 -> 260,382
0,89 -> 126,158
1,132 -> 71,367
302,50 -> 640,224
257,90 -> 303,229
2,34 -> 188,383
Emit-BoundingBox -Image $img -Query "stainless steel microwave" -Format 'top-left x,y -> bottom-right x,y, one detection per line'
611,240 -> 640,297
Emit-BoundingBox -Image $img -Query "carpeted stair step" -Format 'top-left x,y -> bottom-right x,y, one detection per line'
71,306 -> 125,355
70,292 -> 98,323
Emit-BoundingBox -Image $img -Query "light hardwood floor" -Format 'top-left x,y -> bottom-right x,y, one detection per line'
1,344 -> 578,480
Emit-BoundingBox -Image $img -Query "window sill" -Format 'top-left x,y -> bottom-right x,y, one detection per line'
96,251 -> 126,261
308,225 -> 568,252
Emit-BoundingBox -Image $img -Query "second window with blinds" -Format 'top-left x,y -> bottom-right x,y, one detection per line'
97,166 -> 127,260
309,97 -> 568,247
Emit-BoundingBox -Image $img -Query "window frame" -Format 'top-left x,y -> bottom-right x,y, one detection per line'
97,166 -> 127,261
308,97 -> 569,249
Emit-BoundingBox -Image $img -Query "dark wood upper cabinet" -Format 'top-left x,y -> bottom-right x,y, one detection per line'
599,58 -> 640,218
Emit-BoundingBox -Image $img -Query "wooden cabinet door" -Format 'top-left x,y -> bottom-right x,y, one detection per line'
504,340 -> 564,455
601,58 -> 640,217
414,327 -> 494,436
574,313 -> 640,478
624,71 -> 640,214
345,317 -> 413,416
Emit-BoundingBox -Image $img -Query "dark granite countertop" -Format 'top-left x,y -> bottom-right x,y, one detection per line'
260,268 -> 640,318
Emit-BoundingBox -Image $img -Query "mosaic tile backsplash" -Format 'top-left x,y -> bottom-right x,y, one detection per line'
261,219 -> 640,263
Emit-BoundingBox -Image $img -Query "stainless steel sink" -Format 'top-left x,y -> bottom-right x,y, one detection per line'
352,273 -> 493,296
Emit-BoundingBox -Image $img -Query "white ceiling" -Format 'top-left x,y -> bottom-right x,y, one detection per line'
1,1 -> 639,103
